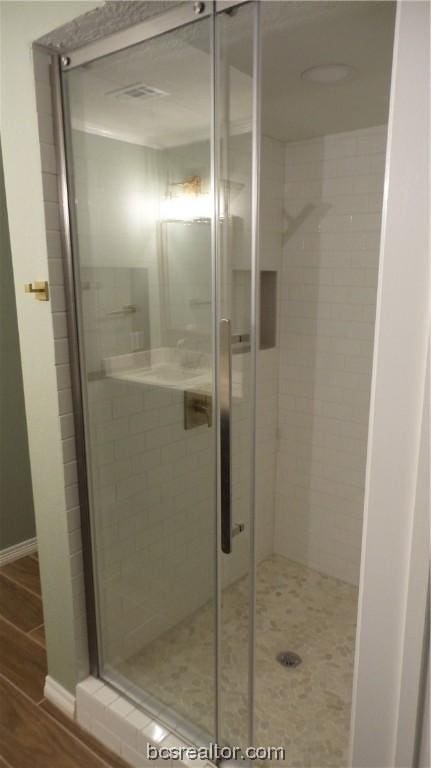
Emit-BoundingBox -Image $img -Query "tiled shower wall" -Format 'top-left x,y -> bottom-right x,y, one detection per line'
274,125 -> 387,585
255,137 -> 284,561
34,49 -> 89,681
34,41 -> 285,674
86,134 -> 284,663
34,45 -> 385,698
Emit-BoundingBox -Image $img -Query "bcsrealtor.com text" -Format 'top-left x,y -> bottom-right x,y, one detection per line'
147,743 -> 286,762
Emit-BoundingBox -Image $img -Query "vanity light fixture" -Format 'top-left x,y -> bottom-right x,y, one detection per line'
160,175 -> 212,222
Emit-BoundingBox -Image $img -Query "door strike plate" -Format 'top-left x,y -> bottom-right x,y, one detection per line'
25,281 -> 49,301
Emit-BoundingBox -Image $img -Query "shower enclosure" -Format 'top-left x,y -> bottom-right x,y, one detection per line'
58,0 -> 395,763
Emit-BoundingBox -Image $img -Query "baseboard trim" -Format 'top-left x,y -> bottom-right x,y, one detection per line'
44,675 -> 76,719
0,537 -> 37,566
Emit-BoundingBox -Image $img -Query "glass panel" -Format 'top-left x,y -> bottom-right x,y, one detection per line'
62,17 -> 217,742
255,2 -> 395,765
216,2 -> 256,753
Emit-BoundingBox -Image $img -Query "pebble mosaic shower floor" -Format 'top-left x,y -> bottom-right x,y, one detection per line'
120,555 -> 358,767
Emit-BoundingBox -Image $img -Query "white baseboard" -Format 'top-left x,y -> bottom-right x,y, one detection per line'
44,675 -> 76,719
0,537 -> 37,566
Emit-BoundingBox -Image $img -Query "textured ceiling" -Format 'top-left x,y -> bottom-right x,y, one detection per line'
61,1 -> 395,146
36,1 -> 181,52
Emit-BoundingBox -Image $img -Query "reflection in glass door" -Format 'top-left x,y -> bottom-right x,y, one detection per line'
62,0 -> 257,750
216,1 -> 256,754
60,0 -> 396,763
63,12 -> 218,743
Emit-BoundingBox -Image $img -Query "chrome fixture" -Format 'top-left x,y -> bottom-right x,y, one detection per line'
189,298 -> 211,308
220,318 -> 232,554
184,391 -> 212,429
232,522 -> 245,538
106,304 -> 136,317
176,338 -> 206,370
277,651 -> 302,668
193,2 -> 205,15
232,332 -> 250,344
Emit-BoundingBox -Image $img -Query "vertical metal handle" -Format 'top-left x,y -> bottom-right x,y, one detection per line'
220,318 -> 232,554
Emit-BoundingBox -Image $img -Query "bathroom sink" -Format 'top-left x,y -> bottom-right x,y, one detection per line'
103,347 -> 211,392
103,346 -> 243,397
126,363 -> 203,386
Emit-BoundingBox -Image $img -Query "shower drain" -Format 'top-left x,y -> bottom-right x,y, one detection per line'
276,650 -> 302,668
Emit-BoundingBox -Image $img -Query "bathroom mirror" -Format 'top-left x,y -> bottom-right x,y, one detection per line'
160,219 -> 212,334
159,215 -> 247,338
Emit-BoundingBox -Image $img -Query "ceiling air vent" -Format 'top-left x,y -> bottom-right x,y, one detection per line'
106,83 -> 168,101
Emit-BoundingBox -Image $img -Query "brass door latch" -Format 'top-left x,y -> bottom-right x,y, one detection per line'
24,281 -> 49,301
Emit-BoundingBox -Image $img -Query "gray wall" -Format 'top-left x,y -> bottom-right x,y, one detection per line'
0,139 -> 36,550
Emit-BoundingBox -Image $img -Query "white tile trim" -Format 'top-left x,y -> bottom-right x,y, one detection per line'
76,676 -> 215,768
44,674 -> 76,719
0,537 -> 37,566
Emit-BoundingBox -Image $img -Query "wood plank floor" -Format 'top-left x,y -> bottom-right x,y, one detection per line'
0,574 -> 43,631
0,553 -> 129,768
1,555 -> 42,596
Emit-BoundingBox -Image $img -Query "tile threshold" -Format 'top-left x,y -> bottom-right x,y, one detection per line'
77,676 -> 215,768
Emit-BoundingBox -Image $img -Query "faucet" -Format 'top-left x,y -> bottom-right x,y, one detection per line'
176,337 -> 206,370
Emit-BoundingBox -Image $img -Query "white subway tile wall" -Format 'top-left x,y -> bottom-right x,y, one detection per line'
274,126 -> 387,585
89,374 -> 216,661
34,44 -> 386,762
76,677 -> 213,767
255,138 -> 285,560
34,48 -> 90,681
34,46 -> 284,675
87,135 -> 284,663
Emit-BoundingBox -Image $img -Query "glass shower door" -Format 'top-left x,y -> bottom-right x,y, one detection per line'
62,12 -> 218,743
61,0 -> 258,752
216,1 -> 257,754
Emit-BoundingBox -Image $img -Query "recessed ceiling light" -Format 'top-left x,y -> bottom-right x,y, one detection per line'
301,63 -> 356,85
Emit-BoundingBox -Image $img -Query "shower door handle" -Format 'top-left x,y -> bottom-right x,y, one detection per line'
220,318 -> 232,554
